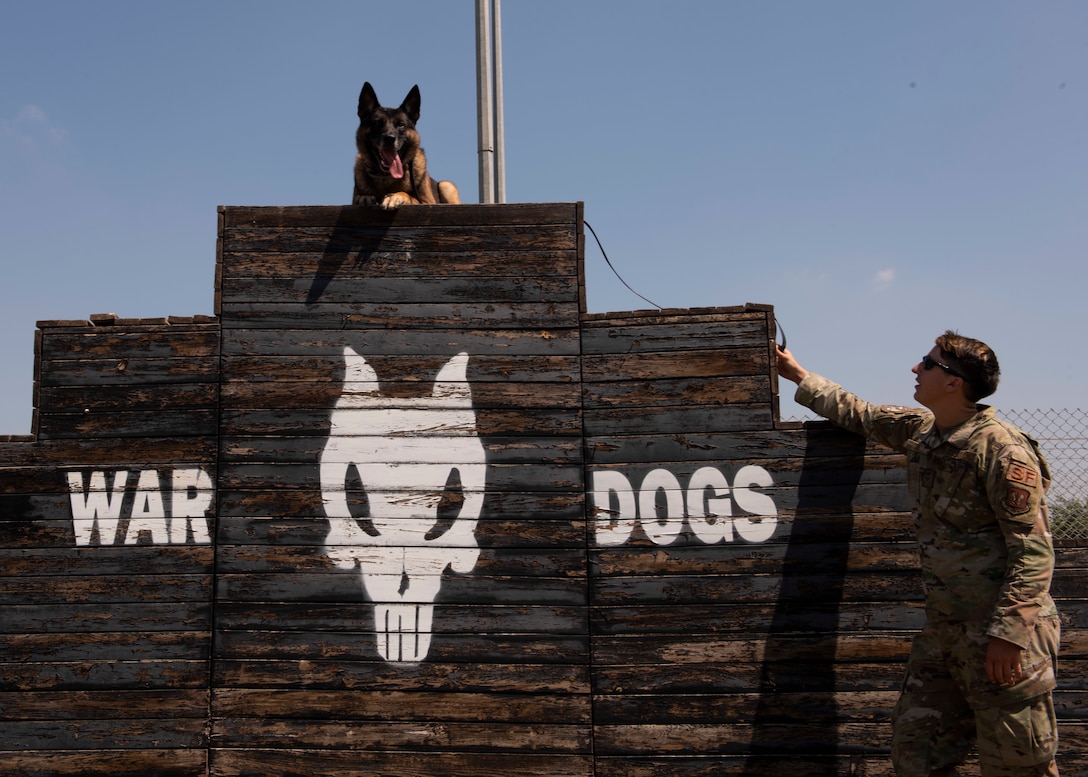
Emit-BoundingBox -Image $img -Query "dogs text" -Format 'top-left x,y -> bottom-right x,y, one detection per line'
591,465 -> 779,546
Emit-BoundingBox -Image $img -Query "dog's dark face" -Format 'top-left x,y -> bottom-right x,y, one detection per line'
356,82 -> 421,180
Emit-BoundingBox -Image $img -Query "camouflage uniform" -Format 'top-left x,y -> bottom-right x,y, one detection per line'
796,374 -> 1060,777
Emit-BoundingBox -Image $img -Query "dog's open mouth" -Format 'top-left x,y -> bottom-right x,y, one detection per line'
379,146 -> 405,179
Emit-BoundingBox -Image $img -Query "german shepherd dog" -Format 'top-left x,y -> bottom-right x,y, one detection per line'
352,82 -> 460,209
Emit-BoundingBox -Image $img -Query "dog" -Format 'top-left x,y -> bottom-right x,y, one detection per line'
352,82 -> 460,209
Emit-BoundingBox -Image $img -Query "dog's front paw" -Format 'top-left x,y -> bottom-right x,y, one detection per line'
381,192 -> 414,210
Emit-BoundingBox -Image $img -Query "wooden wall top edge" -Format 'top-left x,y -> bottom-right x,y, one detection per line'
219,202 -> 584,229
581,303 -> 775,325
37,316 -> 219,330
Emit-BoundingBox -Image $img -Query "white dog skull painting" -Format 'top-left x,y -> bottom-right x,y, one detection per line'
320,347 -> 486,663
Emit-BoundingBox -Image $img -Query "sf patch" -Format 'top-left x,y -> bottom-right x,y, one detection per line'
1006,460 -> 1040,488
1003,486 -> 1031,515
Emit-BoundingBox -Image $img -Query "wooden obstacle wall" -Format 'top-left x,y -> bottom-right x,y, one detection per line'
2,314 -> 219,776
0,203 -> 1084,776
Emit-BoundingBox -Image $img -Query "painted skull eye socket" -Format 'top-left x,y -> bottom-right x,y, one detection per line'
345,463 -> 378,537
426,468 -> 464,541
343,464 -> 466,541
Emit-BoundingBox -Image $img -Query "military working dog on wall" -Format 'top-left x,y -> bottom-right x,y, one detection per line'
352,82 -> 460,209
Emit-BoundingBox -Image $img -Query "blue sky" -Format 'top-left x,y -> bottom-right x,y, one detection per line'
1,1 -> 1086,434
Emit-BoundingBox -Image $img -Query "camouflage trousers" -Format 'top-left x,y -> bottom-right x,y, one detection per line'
891,616 -> 1060,777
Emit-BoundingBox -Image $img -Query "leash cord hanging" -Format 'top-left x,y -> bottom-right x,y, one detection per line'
583,220 -> 788,350
583,220 -> 788,351
584,219 -> 662,311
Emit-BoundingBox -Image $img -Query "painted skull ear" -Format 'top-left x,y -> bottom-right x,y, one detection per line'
432,352 -> 472,404
342,346 -> 380,395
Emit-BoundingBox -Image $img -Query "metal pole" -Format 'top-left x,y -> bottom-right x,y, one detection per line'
475,0 -> 495,204
491,0 -> 506,203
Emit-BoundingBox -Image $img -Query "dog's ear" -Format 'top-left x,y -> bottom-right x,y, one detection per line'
358,82 -> 379,119
400,85 -> 422,123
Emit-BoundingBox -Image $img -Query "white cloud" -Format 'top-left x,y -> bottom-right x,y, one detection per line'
1,105 -> 68,151
870,267 -> 895,291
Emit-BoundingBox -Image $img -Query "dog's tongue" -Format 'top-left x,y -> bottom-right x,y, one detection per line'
382,148 -> 404,179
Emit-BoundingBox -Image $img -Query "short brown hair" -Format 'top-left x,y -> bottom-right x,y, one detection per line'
935,330 -> 1001,402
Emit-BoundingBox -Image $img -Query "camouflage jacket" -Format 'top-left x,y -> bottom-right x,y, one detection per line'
796,373 -> 1057,649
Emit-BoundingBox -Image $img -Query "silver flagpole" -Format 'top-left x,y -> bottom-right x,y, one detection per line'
475,0 -> 495,203
492,0 -> 506,203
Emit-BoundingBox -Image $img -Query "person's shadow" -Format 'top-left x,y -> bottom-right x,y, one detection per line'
741,423 -> 871,773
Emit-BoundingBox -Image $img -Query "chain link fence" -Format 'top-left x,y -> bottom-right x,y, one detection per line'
787,408 -> 1088,541
1001,408 -> 1088,541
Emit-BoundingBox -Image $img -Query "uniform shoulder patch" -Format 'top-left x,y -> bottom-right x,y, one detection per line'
1006,459 -> 1040,488
1003,486 -> 1031,515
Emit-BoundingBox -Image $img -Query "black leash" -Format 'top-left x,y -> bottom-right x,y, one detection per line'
584,219 -> 662,311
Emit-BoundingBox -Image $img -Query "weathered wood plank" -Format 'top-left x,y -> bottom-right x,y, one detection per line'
588,543 -> 919,576
0,749 -> 207,777
221,275 -> 580,304
35,357 -> 220,387
208,749 -> 593,777
214,515 -> 587,548
1,603 -> 211,633
0,631 -> 209,663
218,301 -> 583,329
215,490 -> 585,522
590,572 -> 923,605
592,689 -> 898,724
0,574 -> 211,604
34,409 -> 218,439
0,546 -> 214,576
216,460 -> 582,491
212,602 -> 588,635
0,660 -> 210,691
215,631 -> 589,663
38,328 -> 220,360
219,328 -> 582,356
591,661 -> 906,695
0,718 -> 207,749
583,405 -> 776,436
584,375 -> 771,408
215,572 -> 588,605
221,248 -> 577,279
36,384 -> 218,415
0,437 -> 217,468
591,633 -> 915,666
219,379 -> 582,412
580,314 -> 771,354
219,434 -> 582,464
589,601 -> 927,635
585,428 -> 900,464
593,721 -> 890,754
582,347 -> 771,383
216,546 -> 587,578
227,352 -> 582,381
212,660 -> 590,693
212,688 -> 588,722
0,689 -> 208,718
218,224 -> 578,254
218,407 -> 582,437
210,718 -> 590,751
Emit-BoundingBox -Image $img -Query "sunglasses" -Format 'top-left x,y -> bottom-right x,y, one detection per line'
921,354 -> 963,378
